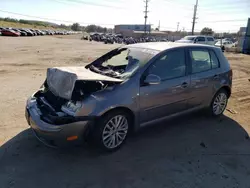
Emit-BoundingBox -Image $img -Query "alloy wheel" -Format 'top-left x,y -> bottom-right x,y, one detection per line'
102,115 -> 128,149
213,93 -> 227,115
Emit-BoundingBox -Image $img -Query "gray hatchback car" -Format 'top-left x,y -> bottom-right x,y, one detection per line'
25,42 -> 232,151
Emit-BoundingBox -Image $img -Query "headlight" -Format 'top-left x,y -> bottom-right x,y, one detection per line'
61,101 -> 83,116
26,96 -> 34,105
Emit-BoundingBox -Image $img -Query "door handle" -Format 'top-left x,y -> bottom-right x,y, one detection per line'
181,82 -> 188,88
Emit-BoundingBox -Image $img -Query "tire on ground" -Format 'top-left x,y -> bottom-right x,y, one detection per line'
210,88 -> 229,117
92,110 -> 132,152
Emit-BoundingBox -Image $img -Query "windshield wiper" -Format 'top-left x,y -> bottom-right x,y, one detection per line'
89,65 -> 102,74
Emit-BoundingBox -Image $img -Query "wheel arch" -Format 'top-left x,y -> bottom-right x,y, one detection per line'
210,85 -> 231,106
219,85 -> 231,98
100,106 -> 136,132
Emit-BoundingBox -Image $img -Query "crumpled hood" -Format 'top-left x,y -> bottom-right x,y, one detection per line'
47,66 -> 122,100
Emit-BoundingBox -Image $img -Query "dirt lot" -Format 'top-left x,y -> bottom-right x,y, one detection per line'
0,35 -> 250,188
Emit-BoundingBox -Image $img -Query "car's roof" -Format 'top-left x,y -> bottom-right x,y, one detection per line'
125,42 -> 218,52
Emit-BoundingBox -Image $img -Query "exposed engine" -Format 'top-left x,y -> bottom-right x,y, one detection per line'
41,79 -> 116,105
71,80 -> 116,100
33,79 -> 117,124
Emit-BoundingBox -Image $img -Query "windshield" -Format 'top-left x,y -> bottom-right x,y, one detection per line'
88,47 -> 158,79
182,36 -> 196,41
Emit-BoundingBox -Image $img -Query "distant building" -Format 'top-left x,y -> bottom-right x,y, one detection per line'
239,27 -> 247,34
242,18 -> 250,54
114,24 -> 151,34
114,24 -> 185,40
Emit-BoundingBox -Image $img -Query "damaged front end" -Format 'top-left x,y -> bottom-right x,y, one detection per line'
46,66 -> 123,100
30,67 -> 121,125
25,66 -> 123,147
33,77 -> 119,125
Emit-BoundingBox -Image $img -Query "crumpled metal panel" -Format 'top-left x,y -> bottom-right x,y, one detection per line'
47,67 -> 77,100
46,67 -> 122,100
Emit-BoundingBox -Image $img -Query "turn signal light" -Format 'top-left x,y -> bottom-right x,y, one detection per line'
67,136 -> 78,141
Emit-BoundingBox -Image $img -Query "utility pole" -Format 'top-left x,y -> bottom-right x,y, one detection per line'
191,0 -> 198,35
177,22 -> 180,32
158,20 -> 161,31
144,0 -> 149,35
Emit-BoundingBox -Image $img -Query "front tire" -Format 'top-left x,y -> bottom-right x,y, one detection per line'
210,89 -> 228,116
92,110 -> 131,152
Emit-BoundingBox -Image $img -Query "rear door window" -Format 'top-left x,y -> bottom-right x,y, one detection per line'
189,49 -> 211,73
207,37 -> 214,41
196,37 -> 206,42
210,50 -> 220,69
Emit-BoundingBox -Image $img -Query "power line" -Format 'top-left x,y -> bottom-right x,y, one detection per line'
0,9 -> 115,26
202,19 -> 247,23
50,0 -> 124,9
200,0 -> 250,6
159,0 -> 249,13
160,0 -> 194,9
199,7 -> 250,13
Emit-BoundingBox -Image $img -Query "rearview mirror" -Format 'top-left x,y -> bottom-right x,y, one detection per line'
144,74 -> 161,85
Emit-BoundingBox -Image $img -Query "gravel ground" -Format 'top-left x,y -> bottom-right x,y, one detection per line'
0,35 -> 250,188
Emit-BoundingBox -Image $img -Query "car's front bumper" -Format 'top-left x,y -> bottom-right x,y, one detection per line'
25,97 -> 95,148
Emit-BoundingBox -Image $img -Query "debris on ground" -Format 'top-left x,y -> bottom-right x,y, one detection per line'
226,108 -> 238,114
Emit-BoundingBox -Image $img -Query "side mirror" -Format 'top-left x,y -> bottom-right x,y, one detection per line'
144,74 -> 161,85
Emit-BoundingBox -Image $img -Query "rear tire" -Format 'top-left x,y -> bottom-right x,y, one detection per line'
210,89 -> 228,116
221,46 -> 225,52
92,110 -> 132,152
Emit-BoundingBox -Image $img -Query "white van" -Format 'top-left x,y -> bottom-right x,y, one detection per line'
176,35 -> 215,45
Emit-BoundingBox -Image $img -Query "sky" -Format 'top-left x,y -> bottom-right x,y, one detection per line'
0,0 -> 249,32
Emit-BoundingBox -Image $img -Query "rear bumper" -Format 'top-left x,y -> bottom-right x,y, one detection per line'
25,97 -> 95,148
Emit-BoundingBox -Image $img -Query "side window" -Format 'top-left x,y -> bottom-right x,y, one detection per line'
197,37 -> 205,42
189,49 -> 211,73
148,49 -> 186,80
210,50 -> 220,69
207,37 -> 214,41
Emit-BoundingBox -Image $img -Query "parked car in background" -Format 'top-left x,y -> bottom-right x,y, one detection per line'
25,42 -> 232,151
176,35 -> 215,45
1,29 -> 21,36
30,29 -> 38,36
0,27 -> 76,37
18,29 -> 33,36
12,28 -> 27,36
34,29 -> 43,35
215,40 -> 234,51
